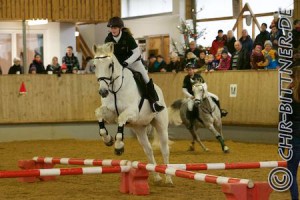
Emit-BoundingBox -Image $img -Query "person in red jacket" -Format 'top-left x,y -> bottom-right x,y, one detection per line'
210,30 -> 227,56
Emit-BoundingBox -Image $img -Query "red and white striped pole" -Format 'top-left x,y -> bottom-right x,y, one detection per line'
132,161 -> 254,188
33,156 -> 129,166
0,166 -> 131,179
166,161 -> 288,171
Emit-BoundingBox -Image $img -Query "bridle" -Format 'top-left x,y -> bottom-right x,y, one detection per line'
95,55 -> 124,94
193,83 -> 215,115
94,55 -> 124,116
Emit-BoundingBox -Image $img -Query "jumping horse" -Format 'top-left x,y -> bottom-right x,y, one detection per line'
93,42 -> 172,184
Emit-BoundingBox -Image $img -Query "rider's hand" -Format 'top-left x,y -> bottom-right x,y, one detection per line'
122,62 -> 128,67
190,96 -> 195,99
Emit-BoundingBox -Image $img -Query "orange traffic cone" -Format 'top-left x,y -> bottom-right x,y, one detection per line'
19,82 -> 27,95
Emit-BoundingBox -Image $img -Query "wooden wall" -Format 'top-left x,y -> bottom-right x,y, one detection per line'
0,0 -> 120,22
0,70 -> 278,125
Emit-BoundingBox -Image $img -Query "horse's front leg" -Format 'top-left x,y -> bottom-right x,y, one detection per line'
114,108 -> 138,156
95,106 -> 115,146
205,123 -> 229,153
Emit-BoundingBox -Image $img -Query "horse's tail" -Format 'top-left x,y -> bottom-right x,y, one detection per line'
168,99 -> 183,126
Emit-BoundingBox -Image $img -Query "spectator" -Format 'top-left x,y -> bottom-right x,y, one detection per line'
215,47 -> 223,62
210,29 -> 227,56
250,44 -> 266,70
147,55 -> 156,72
269,11 -> 280,30
225,30 -> 236,55
217,49 -> 231,70
254,23 -> 270,48
280,66 -> 300,200
270,26 -> 283,50
62,46 -> 80,73
167,52 -> 183,73
185,41 -> 200,58
28,54 -> 46,74
186,52 -> 200,70
239,29 -> 253,54
46,56 -> 61,74
292,19 -> 300,49
205,54 -> 218,72
61,63 -> 67,73
197,50 -> 207,71
262,40 -> 279,70
155,55 -> 167,72
85,56 -> 96,74
8,58 -> 24,74
230,41 -> 250,70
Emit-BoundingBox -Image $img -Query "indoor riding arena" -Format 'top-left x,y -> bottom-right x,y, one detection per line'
0,0 -> 299,200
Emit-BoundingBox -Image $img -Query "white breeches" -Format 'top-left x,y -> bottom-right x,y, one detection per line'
128,60 -> 149,83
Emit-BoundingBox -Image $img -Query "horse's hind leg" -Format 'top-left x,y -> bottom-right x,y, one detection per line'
152,117 -> 173,184
132,126 -> 163,183
95,107 -> 114,146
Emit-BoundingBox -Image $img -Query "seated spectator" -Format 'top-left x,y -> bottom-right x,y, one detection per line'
186,52 -> 199,69
197,50 -> 207,71
215,47 -> 223,62
239,29 -> 253,54
217,50 -> 231,70
46,56 -> 61,74
8,58 -> 24,74
250,44 -> 266,70
230,41 -> 250,70
205,54 -> 218,72
148,55 -> 166,73
225,30 -> 236,55
270,26 -> 283,50
62,46 -> 80,73
210,29 -> 227,56
84,56 -> 96,74
147,55 -> 156,72
185,41 -> 200,58
28,54 -> 46,74
167,52 -> 183,73
262,40 -> 279,70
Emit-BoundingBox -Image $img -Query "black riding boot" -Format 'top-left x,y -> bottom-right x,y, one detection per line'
211,97 -> 228,117
146,79 -> 164,112
186,110 -> 194,130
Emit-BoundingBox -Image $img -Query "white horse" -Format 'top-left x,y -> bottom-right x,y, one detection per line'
169,81 -> 229,153
93,42 -> 172,184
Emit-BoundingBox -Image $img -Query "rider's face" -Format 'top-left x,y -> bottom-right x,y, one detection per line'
110,27 -> 121,37
187,68 -> 194,76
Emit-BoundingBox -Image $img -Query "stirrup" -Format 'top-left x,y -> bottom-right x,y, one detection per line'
221,109 -> 228,117
152,102 -> 164,112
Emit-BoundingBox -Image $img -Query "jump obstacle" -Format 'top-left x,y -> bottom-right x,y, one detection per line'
0,156 -> 277,200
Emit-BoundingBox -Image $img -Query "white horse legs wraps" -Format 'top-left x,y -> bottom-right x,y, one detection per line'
98,121 -> 114,146
114,125 -> 125,156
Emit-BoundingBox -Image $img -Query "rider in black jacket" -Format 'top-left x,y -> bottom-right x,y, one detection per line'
105,17 -> 164,112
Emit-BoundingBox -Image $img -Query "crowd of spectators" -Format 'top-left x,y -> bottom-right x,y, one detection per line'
145,16 -> 300,73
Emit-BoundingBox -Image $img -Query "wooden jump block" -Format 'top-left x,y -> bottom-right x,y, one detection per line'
18,160 -> 56,182
222,182 -> 273,200
120,168 -> 149,195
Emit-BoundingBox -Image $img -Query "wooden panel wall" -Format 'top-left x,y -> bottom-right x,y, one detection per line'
0,0 -> 120,22
0,70 -> 279,125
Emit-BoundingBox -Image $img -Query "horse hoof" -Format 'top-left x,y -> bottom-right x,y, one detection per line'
114,147 -> 124,156
104,135 -> 114,147
223,146 -> 230,153
187,146 -> 195,151
204,148 -> 209,152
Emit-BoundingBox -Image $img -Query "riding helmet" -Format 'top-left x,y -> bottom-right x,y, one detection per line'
107,17 -> 124,28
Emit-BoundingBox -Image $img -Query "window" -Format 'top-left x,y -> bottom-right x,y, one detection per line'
121,0 -> 172,18
0,31 -> 44,74
196,0 -> 233,19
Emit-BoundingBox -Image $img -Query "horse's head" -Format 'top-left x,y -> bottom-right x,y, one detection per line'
93,42 -> 116,98
192,81 -> 208,106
